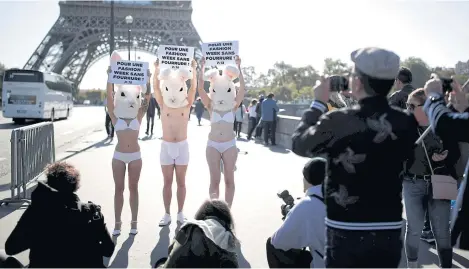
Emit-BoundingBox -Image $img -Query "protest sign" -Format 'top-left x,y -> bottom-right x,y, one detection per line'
202,41 -> 239,66
108,60 -> 148,85
158,45 -> 194,71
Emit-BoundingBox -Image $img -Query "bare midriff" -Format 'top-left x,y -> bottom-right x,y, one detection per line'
161,105 -> 190,142
208,110 -> 236,142
114,120 -> 141,153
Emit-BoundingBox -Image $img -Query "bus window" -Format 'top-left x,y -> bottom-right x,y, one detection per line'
4,70 -> 43,83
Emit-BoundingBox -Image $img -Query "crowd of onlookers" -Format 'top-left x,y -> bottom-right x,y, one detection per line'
2,46 -> 469,268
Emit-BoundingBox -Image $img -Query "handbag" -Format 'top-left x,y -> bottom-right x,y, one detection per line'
420,134 -> 458,200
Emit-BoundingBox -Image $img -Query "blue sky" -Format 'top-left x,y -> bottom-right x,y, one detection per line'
1,0 -> 469,89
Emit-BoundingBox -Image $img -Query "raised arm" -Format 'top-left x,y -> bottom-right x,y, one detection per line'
106,66 -> 116,122
197,57 -> 211,108
138,69 -> 152,121
152,59 -> 164,107
234,56 -> 245,108
187,59 -> 198,107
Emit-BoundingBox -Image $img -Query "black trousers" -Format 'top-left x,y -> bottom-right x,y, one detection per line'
325,227 -> 402,268
255,116 -> 263,137
105,113 -> 114,137
234,121 -> 242,136
263,121 -> 276,144
146,114 -> 155,134
247,117 -> 257,139
423,211 -> 432,232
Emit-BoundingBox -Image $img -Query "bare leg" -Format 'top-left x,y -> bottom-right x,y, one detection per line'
206,146 -> 222,199
174,165 -> 187,212
128,159 -> 142,230
161,165 -> 175,214
112,159 -> 126,231
221,147 -> 238,208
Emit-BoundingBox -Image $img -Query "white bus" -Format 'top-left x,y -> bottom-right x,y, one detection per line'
1,69 -> 74,124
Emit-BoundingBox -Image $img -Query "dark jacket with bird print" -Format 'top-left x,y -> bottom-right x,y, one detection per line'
292,96 -> 419,230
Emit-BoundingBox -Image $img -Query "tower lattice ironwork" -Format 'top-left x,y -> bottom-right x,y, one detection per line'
24,0 -> 203,88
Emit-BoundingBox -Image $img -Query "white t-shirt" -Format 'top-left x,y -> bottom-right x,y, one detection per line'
235,105 -> 245,122
248,105 -> 257,118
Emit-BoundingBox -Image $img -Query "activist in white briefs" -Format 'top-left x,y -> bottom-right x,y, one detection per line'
106,51 -> 152,237
197,55 -> 245,208
152,57 -> 198,227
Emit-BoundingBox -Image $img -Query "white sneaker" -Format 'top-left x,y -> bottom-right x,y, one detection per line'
177,212 -> 186,224
159,213 -> 171,227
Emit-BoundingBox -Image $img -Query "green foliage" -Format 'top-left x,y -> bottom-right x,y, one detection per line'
243,57 -> 469,103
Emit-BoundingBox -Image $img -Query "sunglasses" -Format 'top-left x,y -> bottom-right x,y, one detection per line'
406,103 -> 423,111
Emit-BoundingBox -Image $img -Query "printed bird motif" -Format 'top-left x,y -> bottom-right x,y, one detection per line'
333,147 -> 366,174
330,185 -> 359,208
366,114 -> 397,144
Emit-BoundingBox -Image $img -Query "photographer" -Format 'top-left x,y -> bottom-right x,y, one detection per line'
292,47 -> 419,267
266,157 -> 327,268
423,77 -> 469,250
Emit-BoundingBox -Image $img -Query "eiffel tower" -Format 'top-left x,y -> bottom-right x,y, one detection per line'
23,0 -> 202,88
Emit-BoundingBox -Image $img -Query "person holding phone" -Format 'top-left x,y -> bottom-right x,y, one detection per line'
402,88 -> 459,268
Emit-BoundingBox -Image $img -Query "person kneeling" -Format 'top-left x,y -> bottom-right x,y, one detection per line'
156,199 -> 239,268
5,162 -> 115,268
266,157 -> 327,268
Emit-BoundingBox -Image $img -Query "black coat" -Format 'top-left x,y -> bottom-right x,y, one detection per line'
5,182 -> 115,267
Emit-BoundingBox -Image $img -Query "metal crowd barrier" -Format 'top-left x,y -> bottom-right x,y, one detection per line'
0,122 -> 55,206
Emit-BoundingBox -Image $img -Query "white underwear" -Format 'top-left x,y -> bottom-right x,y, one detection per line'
160,140 -> 189,166
207,139 -> 236,154
113,151 -> 141,164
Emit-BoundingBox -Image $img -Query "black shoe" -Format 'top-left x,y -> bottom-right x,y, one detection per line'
421,231 -> 436,243
145,131 -> 149,135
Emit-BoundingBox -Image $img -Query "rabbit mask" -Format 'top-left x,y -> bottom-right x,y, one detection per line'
113,84 -> 143,119
159,68 -> 191,108
204,65 -> 240,112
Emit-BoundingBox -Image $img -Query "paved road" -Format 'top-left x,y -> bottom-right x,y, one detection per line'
1,117 -> 468,267
0,106 -> 106,192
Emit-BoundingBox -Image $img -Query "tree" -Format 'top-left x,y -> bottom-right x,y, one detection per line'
241,66 -> 257,88
401,57 -> 431,89
323,58 -> 350,76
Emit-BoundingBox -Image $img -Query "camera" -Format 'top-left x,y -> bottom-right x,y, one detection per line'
277,190 -> 296,220
430,73 -> 453,94
329,75 -> 349,92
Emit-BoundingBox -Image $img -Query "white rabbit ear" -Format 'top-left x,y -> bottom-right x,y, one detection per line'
223,65 -> 240,81
110,50 -> 122,62
204,69 -> 219,82
158,68 -> 172,80
177,68 -> 191,82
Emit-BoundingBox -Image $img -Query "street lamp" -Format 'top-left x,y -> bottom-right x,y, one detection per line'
125,15 -> 133,60
133,40 -> 138,61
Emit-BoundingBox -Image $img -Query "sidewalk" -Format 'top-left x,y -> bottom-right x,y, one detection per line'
1,117 -> 468,268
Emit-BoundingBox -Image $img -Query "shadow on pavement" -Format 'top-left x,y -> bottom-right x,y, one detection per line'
0,122 -> 26,130
453,251 -> 469,267
267,144 -> 290,154
236,243 -> 251,268
58,138 -> 109,162
109,235 -> 135,268
0,203 -> 27,220
0,183 -> 10,192
150,226 -> 170,267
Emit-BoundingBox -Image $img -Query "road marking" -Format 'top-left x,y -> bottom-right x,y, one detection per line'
0,158 -> 6,162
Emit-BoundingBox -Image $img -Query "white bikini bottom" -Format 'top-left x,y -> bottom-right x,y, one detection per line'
207,138 -> 236,154
113,151 -> 141,164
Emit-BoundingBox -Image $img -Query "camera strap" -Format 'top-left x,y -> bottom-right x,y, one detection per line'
308,194 -> 325,204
